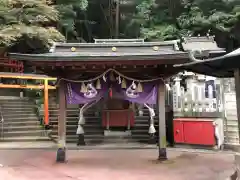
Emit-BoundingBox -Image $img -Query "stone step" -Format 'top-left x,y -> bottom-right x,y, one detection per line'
52,124 -> 102,129
3,118 -> 40,124
103,138 -> 134,144
50,117 -> 101,123
3,130 -> 46,137
0,99 -> 32,103
51,129 -> 104,135
3,121 -> 40,126
3,125 -> 42,132
1,136 -> 51,142
134,124 -> 151,127
52,134 -> 104,140
2,109 -> 35,114
2,103 -> 35,107
3,115 -> 38,119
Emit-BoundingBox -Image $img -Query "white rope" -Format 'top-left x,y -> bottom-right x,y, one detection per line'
76,100 -> 100,135
57,68 -> 165,84
76,103 -> 89,135
144,103 -> 156,134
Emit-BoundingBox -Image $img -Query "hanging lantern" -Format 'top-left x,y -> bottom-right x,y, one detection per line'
80,82 -> 87,93
121,78 -> 127,89
109,71 -> 115,81
137,82 -> 143,92
96,79 -> 101,89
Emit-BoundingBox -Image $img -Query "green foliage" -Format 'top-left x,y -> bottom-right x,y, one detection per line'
2,0 -> 240,50
55,0 -> 88,41
0,0 -> 65,50
125,0 -> 240,48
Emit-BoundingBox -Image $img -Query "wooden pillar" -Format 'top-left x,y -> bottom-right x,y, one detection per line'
234,69 -> 240,143
56,80 -> 67,162
44,79 -> 49,125
158,82 -> 167,160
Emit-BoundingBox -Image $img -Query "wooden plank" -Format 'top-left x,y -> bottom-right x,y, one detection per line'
158,82 -> 167,160
0,84 -> 56,89
56,80 -> 66,162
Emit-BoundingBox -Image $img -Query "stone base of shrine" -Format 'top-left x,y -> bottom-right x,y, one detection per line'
224,143 -> 240,152
104,130 -> 132,137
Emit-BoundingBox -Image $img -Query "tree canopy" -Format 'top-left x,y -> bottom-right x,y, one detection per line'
0,0 -> 240,52
0,0 -> 64,52
55,0 -> 240,50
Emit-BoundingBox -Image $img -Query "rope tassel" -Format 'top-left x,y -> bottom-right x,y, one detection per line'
96,79 -> 101,89
76,124 -> 84,134
80,82 -> 87,93
121,78 -> 127,89
144,103 -> 156,134
148,119 -> 156,134
137,82 -> 143,92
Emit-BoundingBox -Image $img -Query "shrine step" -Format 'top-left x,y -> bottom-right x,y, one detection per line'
3,121 -> 40,126
131,113 -> 158,143
1,136 -> 51,142
51,134 -> 104,144
3,130 -> 46,137
0,98 -> 51,143
3,125 -> 44,132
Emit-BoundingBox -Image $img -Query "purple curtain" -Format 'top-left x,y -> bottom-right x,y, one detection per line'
65,82 -> 108,104
65,81 -> 158,105
114,82 -> 157,104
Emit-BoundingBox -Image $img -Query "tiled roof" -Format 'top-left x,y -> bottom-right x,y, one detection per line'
181,36 -> 224,52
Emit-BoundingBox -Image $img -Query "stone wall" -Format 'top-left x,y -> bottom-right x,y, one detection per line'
224,92 -> 239,145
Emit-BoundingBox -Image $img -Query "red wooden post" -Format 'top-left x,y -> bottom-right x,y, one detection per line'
44,79 -> 49,125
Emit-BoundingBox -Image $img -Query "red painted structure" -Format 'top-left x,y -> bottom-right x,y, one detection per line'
174,118 -> 216,145
102,109 -> 135,127
0,57 -> 24,73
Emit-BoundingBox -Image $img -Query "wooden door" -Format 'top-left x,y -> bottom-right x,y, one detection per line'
173,120 -> 184,143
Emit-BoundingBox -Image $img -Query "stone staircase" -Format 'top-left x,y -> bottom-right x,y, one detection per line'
49,96 -> 104,144
224,92 -> 239,145
0,98 -> 50,142
132,107 -> 158,143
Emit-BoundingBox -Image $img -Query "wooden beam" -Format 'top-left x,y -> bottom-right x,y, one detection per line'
0,84 -> 56,89
30,59 -> 188,66
56,80 -> 66,162
234,68 -> 240,143
44,79 -> 49,125
0,74 -> 57,81
158,82 -> 167,161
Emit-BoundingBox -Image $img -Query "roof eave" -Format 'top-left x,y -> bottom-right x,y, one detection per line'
9,53 -> 189,62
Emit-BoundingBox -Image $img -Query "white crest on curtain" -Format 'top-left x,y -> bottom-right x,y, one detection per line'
126,81 -> 139,98
84,84 -> 98,99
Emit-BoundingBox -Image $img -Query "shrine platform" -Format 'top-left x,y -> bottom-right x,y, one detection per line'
0,149 -> 235,180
